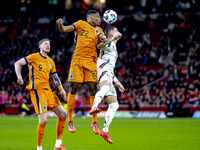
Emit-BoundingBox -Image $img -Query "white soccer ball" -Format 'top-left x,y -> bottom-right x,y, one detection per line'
103,10 -> 117,24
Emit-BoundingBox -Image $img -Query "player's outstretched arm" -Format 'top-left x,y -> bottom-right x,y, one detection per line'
56,18 -> 74,33
14,58 -> 27,85
51,73 -> 67,101
97,33 -> 122,49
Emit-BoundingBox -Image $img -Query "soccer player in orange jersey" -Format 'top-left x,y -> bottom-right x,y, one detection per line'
14,38 -> 67,150
56,10 -> 106,134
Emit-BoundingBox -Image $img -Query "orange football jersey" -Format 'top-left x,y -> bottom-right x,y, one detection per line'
72,20 -> 104,61
24,52 -> 56,91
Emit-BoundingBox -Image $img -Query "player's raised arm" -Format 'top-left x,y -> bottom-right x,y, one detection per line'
56,18 -> 74,33
51,73 -> 67,101
97,32 -> 122,49
14,58 -> 27,85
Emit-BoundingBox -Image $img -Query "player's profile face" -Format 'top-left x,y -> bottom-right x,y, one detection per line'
92,13 -> 101,26
110,28 -> 118,37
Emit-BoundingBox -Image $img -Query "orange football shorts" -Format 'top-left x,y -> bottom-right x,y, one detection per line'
68,58 -> 97,83
30,89 -> 61,114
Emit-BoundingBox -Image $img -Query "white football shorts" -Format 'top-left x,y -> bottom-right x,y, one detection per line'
97,58 -> 117,96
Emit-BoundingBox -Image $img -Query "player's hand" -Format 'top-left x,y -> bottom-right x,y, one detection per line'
56,19 -> 64,26
113,32 -> 122,40
115,81 -> 125,93
60,89 -> 67,101
17,78 -> 24,85
99,34 -> 107,42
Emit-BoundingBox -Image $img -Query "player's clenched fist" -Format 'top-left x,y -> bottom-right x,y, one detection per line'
17,78 -> 24,85
56,19 -> 64,25
113,32 -> 122,40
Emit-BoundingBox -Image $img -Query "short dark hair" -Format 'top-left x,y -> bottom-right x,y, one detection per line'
104,26 -> 116,38
86,10 -> 99,18
39,38 -> 51,46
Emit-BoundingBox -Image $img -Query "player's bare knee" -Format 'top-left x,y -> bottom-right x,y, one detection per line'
60,111 -> 67,118
89,89 -> 97,96
87,82 -> 97,96
40,119 -> 47,124
69,83 -> 78,94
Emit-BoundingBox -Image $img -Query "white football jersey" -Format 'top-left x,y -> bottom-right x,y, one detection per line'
99,41 -> 118,69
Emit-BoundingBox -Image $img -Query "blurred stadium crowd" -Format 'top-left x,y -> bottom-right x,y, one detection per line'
0,0 -> 200,116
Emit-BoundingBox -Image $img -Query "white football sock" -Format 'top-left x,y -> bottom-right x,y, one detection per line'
55,139 -> 62,147
92,85 -> 110,108
37,146 -> 43,150
103,102 -> 119,133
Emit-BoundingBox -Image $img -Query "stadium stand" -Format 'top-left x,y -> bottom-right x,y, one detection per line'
0,0 -> 200,117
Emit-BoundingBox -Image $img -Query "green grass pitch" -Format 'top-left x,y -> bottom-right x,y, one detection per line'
0,117 -> 200,150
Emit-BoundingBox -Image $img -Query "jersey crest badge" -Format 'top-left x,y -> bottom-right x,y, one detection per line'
48,61 -> 51,69
70,74 -> 74,79
95,29 -> 100,35
43,106 -> 47,110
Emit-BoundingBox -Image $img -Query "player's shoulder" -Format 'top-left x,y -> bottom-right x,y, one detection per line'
74,20 -> 85,24
26,52 -> 39,58
47,55 -> 54,62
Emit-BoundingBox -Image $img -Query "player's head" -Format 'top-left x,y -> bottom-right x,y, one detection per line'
39,38 -> 51,54
104,26 -> 119,38
86,10 -> 101,26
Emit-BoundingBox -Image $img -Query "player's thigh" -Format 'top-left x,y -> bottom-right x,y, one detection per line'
105,95 -> 118,104
99,80 -> 111,89
30,90 -> 48,115
68,59 -> 84,83
48,91 -> 62,110
51,105 -> 67,118
82,59 -> 97,83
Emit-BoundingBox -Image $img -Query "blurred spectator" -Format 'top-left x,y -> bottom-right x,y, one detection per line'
75,94 -> 84,116
0,90 -> 7,117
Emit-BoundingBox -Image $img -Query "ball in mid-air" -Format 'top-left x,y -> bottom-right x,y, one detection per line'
103,10 -> 117,24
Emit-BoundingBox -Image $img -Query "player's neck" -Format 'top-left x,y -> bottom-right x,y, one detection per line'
40,51 -> 48,57
87,20 -> 95,26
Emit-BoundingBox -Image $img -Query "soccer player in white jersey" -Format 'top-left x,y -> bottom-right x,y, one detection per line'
89,26 -> 125,144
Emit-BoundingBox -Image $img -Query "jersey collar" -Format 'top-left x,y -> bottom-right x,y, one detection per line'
39,52 -> 47,59
87,22 -> 96,28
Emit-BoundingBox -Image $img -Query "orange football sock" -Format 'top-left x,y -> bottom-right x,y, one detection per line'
67,93 -> 76,122
56,117 -> 66,139
37,123 -> 46,146
90,96 -> 97,123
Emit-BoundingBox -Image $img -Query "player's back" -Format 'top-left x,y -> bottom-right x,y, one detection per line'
24,52 -> 56,91
72,20 -> 103,61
